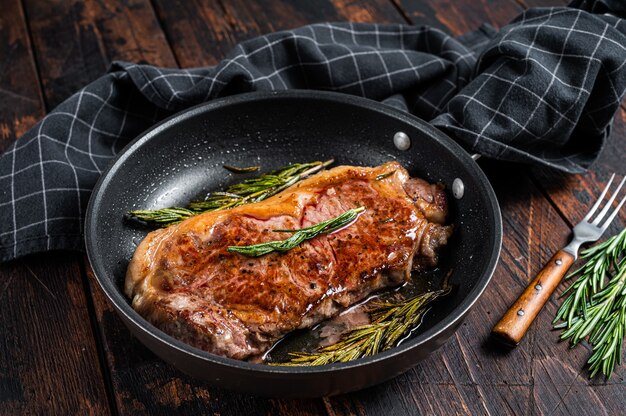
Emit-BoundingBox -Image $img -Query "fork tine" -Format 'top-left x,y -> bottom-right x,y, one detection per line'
592,176 -> 626,225
600,193 -> 626,232
584,173 -> 616,221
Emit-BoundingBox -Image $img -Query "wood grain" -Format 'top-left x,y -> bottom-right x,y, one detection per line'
23,0 -> 177,108
392,0 -> 523,35
0,254 -> 111,415
16,0 -> 177,414
151,0 -> 404,68
0,0 -> 43,152
395,0 -> 626,406
520,0 -> 569,7
0,1 -> 111,414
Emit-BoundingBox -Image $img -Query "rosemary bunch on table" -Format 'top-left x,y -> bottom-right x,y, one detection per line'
128,160 -> 333,227
553,228 -> 626,379
273,287 -> 450,366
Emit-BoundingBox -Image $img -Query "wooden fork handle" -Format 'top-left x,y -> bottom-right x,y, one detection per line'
492,250 -> 575,347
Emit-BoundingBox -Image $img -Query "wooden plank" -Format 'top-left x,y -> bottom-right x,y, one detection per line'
0,254 -> 111,415
94,1 -> 625,415
391,0 -> 523,35
589,385 -> 626,416
521,0 -> 569,7
0,0 -> 43,152
324,371 -> 496,415
152,0 -> 404,68
0,1 -> 111,414
23,0 -> 177,109
18,1 -> 179,414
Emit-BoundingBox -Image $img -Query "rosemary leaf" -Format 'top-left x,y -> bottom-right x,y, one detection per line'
223,164 -> 260,173
188,160 -> 332,211
127,159 -> 333,227
126,207 -> 196,226
553,228 -> 626,379
228,207 -> 365,257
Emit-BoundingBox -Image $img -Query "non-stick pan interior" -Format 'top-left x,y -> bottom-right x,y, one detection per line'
86,91 -> 501,395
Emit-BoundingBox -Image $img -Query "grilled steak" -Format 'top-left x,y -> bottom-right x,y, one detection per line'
125,162 -> 452,360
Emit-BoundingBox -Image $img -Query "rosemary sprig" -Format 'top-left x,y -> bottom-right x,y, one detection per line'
228,207 -> 365,257
127,160 -> 334,227
553,228 -> 626,379
273,287 -> 450,366
126,207 -> 197,226
223,164 -> 260,173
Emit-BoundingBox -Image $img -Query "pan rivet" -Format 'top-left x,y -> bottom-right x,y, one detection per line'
555,259 -> 563,265
517,309 -> 525,316
535,284 -> 542,291
452,178 -> 464,199
393,132 -> 411,151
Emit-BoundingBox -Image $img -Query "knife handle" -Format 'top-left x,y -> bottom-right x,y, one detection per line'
491,250 -> 575,347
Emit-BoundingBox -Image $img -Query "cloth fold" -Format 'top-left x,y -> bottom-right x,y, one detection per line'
1,1 -> 625,262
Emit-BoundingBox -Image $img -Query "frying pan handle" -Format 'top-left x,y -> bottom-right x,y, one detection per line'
491,249 -> 575,346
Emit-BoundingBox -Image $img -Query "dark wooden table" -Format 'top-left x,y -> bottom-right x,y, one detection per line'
1,0 -> 625,414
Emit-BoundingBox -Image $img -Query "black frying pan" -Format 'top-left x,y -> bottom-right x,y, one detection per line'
85,90 -> 502,398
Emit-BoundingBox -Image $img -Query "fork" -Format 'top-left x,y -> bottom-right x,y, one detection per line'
492,174 -> 626,347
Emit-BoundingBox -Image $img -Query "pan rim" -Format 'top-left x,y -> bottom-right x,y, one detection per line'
85,89 -> 502,376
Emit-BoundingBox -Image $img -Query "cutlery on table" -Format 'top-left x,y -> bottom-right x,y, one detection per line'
492,174 -> 626,346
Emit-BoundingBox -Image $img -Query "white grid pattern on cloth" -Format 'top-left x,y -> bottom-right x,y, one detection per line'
0,8 -> 625,261
431,6 -> 626,171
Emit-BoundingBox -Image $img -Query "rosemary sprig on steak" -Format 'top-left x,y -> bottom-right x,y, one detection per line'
228,207 -> 365,257
128,159 -> 334,227
272,287 -> 450,366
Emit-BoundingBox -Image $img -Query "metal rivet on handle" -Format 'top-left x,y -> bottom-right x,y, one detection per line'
393,132 -> 411,151
452,178 -> 464,199
517,309 -> 525,316
555,259 -> 563,265
535,284 -> 542,291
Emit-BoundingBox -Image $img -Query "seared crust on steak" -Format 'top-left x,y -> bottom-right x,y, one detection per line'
126,162 -> 452,360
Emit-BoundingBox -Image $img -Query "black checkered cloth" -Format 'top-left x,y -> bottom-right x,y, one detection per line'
1,1 -> 625,262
